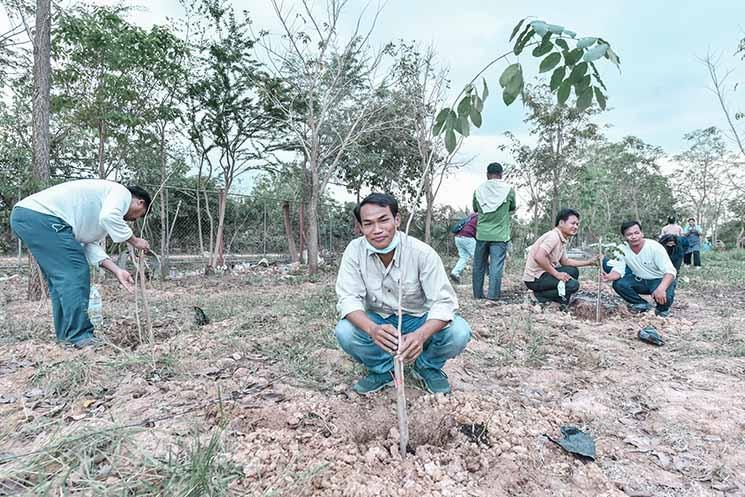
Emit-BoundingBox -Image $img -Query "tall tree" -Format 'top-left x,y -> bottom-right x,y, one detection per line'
505,83 -> 602,230
183,0 -> 287,268
265,0 -> 393,274
673,127 -> 731,239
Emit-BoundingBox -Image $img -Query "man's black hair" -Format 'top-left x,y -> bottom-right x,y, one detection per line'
555,208 -> 580,227
620,220 -> 642,236
127,185 -> 152,211
486,162 -> 503,176
353,193 -> 399,223
667,216 -> 676,224
688,217 -> 696,222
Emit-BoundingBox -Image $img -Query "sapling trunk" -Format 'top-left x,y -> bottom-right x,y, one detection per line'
596,237 -> 602,323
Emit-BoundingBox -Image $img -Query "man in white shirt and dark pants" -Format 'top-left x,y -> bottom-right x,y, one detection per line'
602,220 -> 677,317
335,193 -> 471,395
10,179 -> 152,347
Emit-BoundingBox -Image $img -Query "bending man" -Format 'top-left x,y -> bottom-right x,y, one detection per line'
11,179 -> 151,347
335,193 -> 471,395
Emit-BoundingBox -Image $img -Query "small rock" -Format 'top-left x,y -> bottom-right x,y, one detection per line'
231,353 -> 242,361
365,446 -> 387,464
424,461 -> 443,481
23,388 -> 44,399
332,384 -> 347,393
286,413 -> 302,427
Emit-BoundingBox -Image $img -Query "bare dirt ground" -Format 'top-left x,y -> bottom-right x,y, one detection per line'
1,254 -> 744,496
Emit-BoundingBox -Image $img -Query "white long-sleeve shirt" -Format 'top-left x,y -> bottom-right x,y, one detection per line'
335,232 -> 458,322
608,239 -> 677,280
16,179 -> 133,266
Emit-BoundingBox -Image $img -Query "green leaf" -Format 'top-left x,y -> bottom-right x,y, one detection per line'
470,107 -> 482,127
471,94 -> 484,112
530,21 -> 548,37
605,47 -> 620,65
499,63 -> 521,88
557,80 -> 572,105
555,39 -> 569,51
539,52 -> 562,73
549,66 -> 566,91
482,79 -> 489,101
458,115 -> 470,137
513,27 -> 535,55
576,87 -> 593,112
532,35 -> 554,57
589,62 -> 607,90
457,96 -> 471,117
505,65 -> 524,95
503,86 -> 520,106
583,43 -> 609,62
594,87 -> 607,110
510,18 -> 526,41
577,37 -> 597,49
445,128 -> 457,153
569,62 -> 588,82
433,108 -> 449,135
564,48 -> 583,66
574,74 -> 591,91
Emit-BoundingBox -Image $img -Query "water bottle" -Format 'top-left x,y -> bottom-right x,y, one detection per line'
88,286 -> 103,328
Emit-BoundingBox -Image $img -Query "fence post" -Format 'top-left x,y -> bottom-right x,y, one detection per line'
328,208 -> 332,253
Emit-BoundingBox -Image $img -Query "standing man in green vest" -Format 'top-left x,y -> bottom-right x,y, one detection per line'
472,162 -> 516,300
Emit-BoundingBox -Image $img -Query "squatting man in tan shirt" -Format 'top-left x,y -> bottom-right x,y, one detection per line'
523,208 -> 599,306
335,193 -> 472,395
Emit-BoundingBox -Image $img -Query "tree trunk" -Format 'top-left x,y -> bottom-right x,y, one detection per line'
159,125 -> 169,279
282,201 -> 299,263
98,120 -> 106,178
306,186 -> 320,275
424,174 -> 433,244
28,0 -> 52,301
203,190 -> 214,265
32,0 -> 50,184
299,200 -> 306,260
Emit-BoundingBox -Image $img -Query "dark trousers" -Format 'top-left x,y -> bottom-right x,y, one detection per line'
684,251 -> 701,267
10,207 -> 95,345
472,240 -> 508,299
524,266 -> 580,304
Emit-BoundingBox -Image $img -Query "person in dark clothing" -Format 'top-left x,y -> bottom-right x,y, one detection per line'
659,234 -> 689,272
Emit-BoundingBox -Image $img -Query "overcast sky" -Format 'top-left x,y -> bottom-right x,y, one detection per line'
4,1 -> 745,208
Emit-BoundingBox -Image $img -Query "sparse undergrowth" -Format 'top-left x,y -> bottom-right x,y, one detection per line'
1,255 -> 744,496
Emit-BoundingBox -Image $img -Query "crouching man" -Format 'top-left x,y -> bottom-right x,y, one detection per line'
603,221 -> 677,317
335,193 -> 471,395
523,208 -> 599,306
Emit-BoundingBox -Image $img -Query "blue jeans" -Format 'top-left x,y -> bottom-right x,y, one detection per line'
472,240 -> 507,299
452,236 -> 476,277
335,312 -> 471,374
10,207 -> 95,345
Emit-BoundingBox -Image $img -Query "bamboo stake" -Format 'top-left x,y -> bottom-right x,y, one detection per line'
596,237 -> 602,323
